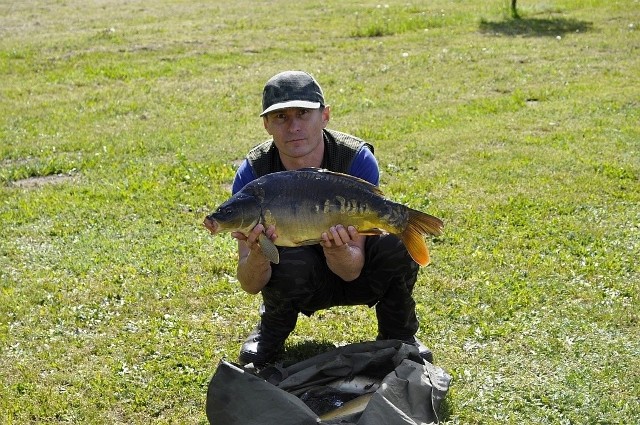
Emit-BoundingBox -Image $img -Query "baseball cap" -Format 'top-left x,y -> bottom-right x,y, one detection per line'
260,71 -> 325,116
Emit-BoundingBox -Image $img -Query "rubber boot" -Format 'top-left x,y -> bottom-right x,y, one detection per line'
238,304 -> 298,367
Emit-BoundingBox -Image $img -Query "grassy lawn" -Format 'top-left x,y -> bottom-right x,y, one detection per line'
1,0 -> 638,423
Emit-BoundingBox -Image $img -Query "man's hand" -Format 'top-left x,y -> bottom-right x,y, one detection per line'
234,224 -> 277,294
321,225 -> 365,281
232,224 -> 277,253
320,225 -> 358,250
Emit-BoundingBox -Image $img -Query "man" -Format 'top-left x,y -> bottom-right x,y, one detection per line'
230,70 -> 433,366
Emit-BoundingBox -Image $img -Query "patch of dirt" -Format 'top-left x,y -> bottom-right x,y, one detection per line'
11,173 -> 75,188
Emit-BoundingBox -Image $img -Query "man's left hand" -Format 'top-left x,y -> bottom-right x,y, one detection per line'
321,225 -> 358,249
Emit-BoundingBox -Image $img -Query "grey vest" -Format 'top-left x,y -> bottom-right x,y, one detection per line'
246,129 -> 374,178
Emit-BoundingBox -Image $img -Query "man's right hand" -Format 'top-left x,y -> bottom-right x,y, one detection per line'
232,224 -> 277,253
234,224 -> 277,294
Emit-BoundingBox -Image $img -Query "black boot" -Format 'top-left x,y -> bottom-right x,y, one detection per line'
376,300 -> 434,363
238,304 -> 297,367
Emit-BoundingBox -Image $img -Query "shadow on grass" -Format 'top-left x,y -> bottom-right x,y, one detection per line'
480,17 -> 593,37
438,397 -> 453,422
281,340 -> 337,366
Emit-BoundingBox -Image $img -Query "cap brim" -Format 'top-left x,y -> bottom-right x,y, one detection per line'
260,100 -> 322,116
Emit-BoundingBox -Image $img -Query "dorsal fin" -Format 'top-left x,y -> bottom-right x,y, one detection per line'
294,168 -> 385,197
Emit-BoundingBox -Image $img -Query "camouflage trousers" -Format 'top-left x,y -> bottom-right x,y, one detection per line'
260,234 -> 421,341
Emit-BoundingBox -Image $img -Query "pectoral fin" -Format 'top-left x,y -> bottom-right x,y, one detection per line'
258,233 -> 280,264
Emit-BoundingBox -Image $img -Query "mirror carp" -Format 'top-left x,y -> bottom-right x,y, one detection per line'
204,168 -> 443,266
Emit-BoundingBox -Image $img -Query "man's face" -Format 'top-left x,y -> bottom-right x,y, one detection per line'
263,107 -> 330,161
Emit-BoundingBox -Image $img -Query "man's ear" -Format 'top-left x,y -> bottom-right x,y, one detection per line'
322,106 -> 331,127
263,116 -> 272,135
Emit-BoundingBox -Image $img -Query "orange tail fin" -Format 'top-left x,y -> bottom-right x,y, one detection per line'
400,209 -> 444,266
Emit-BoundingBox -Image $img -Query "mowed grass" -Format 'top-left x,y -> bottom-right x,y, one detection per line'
1,0 -> 639,423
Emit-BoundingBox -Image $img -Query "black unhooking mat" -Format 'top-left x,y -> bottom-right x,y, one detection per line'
206,340 -> 452,425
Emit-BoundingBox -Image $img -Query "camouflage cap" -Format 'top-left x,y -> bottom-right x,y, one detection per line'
260,71 -> 324,116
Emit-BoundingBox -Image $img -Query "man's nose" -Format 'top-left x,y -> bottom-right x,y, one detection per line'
287,117 -> 302,132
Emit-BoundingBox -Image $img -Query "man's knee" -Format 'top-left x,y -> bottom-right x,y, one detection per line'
367,235 -> 417,266
364,235 -> 419,285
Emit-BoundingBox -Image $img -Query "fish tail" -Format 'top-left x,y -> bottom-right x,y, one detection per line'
400,209 -> 444,266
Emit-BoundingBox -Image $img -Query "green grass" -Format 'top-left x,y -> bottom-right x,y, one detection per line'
1,0 -> 639,423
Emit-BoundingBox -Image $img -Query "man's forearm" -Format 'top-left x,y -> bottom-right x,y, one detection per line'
324,244 -> 365,282
237,250 -> 272,294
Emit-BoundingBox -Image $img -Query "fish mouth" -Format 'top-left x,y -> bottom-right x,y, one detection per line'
203,217 -> 219,234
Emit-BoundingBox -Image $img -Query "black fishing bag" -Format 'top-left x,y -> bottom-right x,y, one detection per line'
206,340 -> 452,425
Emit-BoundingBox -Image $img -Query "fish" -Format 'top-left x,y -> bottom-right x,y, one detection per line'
203,168 -> 444,266
318,392 -> 375,421
298,375 -> 382,419
299,386 -> 360,417
326,375 -> 381,393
